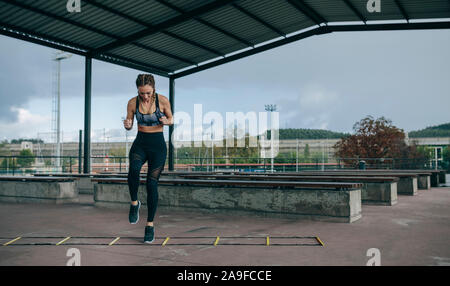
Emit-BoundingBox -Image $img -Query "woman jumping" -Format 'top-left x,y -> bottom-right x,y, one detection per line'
123,74 -> 173,243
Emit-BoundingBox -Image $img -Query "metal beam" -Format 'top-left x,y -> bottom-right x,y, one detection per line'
328,21 -> 450,32
0,22 -> 170,77
86,0 -> 222,63
1,0 -> 115,39
83,0 -> 197,66
394,0 -> 410,23
0,23 -> 88,57
78,130 -> 82,174
132,42 -> 197,66
83,57 -> 92,174
98,53 -> 171,77
171,26 -> 332,79
1,0 -> 195,67
89,0 -> 237,56
154,0 -> 254,48
168,77 -> 175,171
162,31 -> 224,57
86,0 -> 223,60
195,18 -> 255,47
172,21 -> 450,79
287,0 -> 328,26
341,0 -> 367,23
231,3 -> 285,37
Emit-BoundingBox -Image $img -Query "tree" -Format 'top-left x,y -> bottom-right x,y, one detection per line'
17,149 -> 35,168
334,116 -> 426,168
304,144 -> 310,159
10,138 -> 44,144
0,157 -> 17,170
109,147 -> 126,157
443,146 -> 450,171
443,146 -> 450,162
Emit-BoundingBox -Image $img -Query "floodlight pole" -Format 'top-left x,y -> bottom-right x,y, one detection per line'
265,104 -> 277,173
168,77 -> 175,171
53,51 -> 71,171
296,138 -> 299,172
83,56 -> 92,174
211,120 -> 214,172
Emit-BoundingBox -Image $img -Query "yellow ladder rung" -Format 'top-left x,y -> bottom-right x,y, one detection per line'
3,237 -> 21,246
56,237 -> 71,245
316,236 -> 324,246
109,237 -> 121,246
162,237 -> 170,246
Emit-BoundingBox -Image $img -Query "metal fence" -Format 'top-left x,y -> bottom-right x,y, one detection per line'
0,155 -> 442,175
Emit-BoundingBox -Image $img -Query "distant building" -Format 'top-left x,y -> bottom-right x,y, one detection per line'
406,137 -> 450,165
20,141 -> 33,152
3,137 -> 449,162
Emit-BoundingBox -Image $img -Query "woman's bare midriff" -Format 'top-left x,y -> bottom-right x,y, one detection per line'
135,95 -> 165,133
138,125 -> 164,133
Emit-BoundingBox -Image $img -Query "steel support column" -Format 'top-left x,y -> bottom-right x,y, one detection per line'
83,56 -> 92,173
78,129 -> 82,174
168,77 -> 175,171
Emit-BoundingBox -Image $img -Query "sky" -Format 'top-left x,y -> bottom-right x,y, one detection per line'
1,25 -> 449,143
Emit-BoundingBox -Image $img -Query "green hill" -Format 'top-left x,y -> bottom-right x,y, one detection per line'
409,123 -> 450,138
275,128 -> 349,140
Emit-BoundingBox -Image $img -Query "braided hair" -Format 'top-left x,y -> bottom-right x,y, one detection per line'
135,74 -> 155,89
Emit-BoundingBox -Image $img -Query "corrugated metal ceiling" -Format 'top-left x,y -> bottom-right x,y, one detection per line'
1,0 -> 449,78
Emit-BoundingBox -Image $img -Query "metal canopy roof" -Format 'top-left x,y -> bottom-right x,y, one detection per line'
1,0 -> 450,79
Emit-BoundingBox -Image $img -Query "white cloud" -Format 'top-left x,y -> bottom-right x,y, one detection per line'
13,107 -> 49,124
0,107 -> 51,140
298,84 -> 339,109
280,83 -> 340,130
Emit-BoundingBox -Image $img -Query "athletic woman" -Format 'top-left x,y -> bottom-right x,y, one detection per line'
123,74 -> 173,243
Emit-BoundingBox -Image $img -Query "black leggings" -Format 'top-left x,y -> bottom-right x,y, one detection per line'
127,131 -> 167,222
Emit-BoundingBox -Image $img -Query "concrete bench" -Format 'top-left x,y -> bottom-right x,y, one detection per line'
224,171 -> 419,196
92,178 -> 363,223
0,176 -> 78,204
34,173 -> 128,195
162,170 -> 424,193
178,174 -> 399,206
313,169 -> 437,188
438,170 -> 447,185
302,171 -> 427,191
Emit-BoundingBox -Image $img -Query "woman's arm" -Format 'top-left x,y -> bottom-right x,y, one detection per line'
123,97 -> 135,130
159,95 -> 174,126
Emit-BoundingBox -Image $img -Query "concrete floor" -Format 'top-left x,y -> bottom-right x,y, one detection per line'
0,184 -> 449,266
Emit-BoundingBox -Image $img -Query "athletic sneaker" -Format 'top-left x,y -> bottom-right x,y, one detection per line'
144,226 -> 155,244
128,201 -> 140,224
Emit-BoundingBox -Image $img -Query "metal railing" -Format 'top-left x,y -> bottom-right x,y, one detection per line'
0,155 -> 442,175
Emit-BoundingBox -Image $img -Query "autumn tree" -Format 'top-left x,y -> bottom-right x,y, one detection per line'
17,149 -> 35,168
334,116 -> 427,168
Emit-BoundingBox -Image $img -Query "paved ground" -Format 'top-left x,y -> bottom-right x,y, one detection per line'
0,183 -> 449,266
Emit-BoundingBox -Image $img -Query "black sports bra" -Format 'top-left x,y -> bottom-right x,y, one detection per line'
135,93 -> 165,127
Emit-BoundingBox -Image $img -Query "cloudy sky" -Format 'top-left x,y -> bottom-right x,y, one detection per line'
1,26 -> 449,143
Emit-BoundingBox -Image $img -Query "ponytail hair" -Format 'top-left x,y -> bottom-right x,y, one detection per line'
136,74 -> 155,89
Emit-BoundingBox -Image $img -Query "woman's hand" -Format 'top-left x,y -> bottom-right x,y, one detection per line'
159,116 -> 171,125
123,118 -> 132,130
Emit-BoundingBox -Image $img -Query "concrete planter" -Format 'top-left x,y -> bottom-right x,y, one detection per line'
361,182 -> 398,205
397,177 -> 418,196
0,178 -> 78,204
94,182 -> 362,223
417,175 -> 431,190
